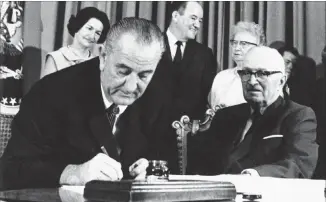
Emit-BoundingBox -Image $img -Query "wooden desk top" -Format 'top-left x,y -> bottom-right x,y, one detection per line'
0,180 -> 236,202
0,176 -> 324,202
0,187 -> 325,202
84,180 -> 236,201
0,188 -> 237,202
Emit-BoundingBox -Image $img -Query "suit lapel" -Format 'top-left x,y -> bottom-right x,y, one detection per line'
251,97 -> 286,143
178,40 -> 197,74
89,114 -> 120,161
225,97 -> 286,171
153,33 -> 173,81
163,34 -> 197,78
115,105 -> 148,168
164,34 -> 173,63
224,105 -> 252,170
228,124 -> 256,165
85,64 -> 120,161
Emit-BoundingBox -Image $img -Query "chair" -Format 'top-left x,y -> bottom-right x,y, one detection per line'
0,114 -> 14,158
172,106 -> 221,175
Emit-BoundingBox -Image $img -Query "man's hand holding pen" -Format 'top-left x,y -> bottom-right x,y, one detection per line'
102,146 -> 149,180
59,146 -> 149,185
60,153 -> 123,185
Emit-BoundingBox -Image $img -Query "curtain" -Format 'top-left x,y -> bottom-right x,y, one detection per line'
2,1 -> 326,95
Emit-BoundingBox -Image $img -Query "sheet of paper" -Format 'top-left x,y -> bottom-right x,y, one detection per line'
169,174 -> 326,202
59,177 -> 325,202
169,174 -> 258,193
60,185 -> 84,194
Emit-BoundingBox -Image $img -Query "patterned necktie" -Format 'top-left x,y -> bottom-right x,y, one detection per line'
105,103 -> 120,131
174,41 -> 183,64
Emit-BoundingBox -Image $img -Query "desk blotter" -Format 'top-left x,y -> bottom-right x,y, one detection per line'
84,179 -> 236,202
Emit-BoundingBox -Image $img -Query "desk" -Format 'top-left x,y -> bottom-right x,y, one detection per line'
0,175 -> 325,202
0,187 -> 235,202
0,187 -> 323,202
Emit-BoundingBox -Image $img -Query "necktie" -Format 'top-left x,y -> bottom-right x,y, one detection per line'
236,110 -> 261,145
174,41 -> 183,64
105,103 -> 120,131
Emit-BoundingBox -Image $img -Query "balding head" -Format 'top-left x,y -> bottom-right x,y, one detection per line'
239,46 -> 287,111
244,46 -> 285,74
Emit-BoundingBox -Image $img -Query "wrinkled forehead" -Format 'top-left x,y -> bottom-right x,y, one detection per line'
243,47 -> 285,73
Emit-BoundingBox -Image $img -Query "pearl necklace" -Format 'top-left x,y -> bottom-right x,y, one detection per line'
67,45 -> 91,59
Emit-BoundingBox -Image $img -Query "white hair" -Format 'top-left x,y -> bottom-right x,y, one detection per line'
244,46 -> 285,74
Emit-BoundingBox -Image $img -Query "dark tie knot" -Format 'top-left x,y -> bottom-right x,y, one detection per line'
106,104 -> 120,131
106,104 -> 120,116
251,110 -> 262,122
175,41 -> 183,47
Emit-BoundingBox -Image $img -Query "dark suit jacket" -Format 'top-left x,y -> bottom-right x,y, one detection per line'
285,56 -> 317,111
0,58 -> 154,189
138,35 -> 217,174
313,77 -> 326,179
188,97 -> 318,178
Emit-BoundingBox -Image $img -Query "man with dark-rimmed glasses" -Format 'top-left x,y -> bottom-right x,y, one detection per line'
188,46 -> 318,179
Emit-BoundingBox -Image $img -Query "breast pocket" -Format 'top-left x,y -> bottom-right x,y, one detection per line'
254,136 -> 284,163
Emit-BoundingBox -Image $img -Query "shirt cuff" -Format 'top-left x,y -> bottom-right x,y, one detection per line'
241,169 -> 260,177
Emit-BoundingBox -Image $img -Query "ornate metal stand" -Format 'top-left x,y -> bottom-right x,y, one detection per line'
172,107 -> 218,175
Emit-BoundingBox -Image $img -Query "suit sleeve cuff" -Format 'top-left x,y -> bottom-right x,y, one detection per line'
241,169 -> 260,177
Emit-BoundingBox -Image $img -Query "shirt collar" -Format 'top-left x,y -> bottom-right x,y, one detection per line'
166,28 -> 186,48
100,84 -> 127,115
250,96 -> 283,116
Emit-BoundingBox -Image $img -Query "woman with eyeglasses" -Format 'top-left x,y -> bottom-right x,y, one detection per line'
40,7 -> 110,78
208,21 -> 266,110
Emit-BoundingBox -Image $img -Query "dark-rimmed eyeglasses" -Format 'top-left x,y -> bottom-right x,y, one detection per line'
237,70 -> 282,81
230,40 -> 258,48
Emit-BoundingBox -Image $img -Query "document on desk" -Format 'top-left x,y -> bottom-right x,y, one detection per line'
60,177 -> 325,202
60,185 -> 84,194
169,174 -> 256,193
170,174 -> 326,202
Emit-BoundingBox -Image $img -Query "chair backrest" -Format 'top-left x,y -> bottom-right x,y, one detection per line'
0,114 -> 14,158
172,108 -> 216,175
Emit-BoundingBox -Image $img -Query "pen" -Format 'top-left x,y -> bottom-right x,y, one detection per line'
101,146 -> 109,155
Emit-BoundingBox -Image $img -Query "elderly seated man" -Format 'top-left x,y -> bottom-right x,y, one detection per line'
188,46 -> 318,178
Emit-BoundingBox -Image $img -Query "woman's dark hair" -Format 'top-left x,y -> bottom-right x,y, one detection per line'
276,44 -> 300,58
67,7 -> 110,44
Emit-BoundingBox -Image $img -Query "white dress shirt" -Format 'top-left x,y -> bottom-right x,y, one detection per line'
166,29 -> 186,60
101,85 -> 127,134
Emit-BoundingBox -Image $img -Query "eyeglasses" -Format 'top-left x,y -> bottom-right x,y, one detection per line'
237,70 -> 282,81
230,40 -> 258,48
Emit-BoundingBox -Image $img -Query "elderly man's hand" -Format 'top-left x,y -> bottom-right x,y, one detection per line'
129,158 -> 149,180
60,153 -> 123,185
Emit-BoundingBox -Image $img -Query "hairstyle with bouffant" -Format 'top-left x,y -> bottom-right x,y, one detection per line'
231,21 -> 266,46
67,7 -> 110,44
276,44 -> 300,58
